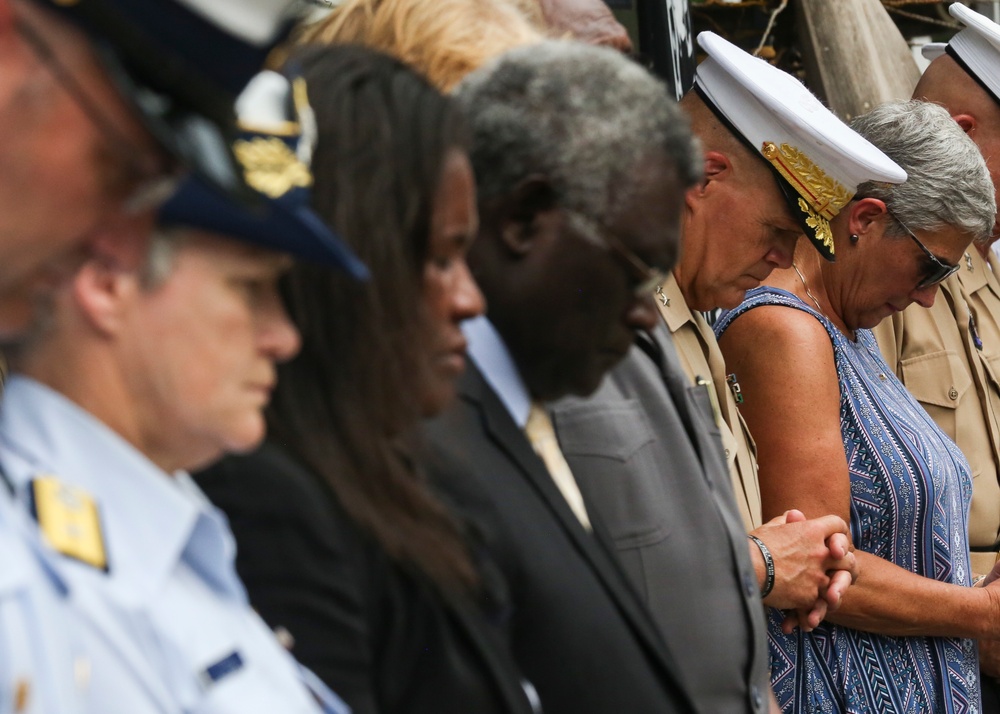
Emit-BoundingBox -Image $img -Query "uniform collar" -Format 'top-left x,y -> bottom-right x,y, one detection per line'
0,489 -> 69,598
957,248 -> 992,294
658,272 -> 698,335
462,316 -> 532,428
0,376 -> 243,605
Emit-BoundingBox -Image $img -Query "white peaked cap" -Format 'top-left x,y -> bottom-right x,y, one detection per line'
922,42 -> 947,61
947,3 -> 1000,106
694,31 -> 907,260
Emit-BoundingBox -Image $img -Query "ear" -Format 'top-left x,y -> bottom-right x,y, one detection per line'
953,113 -> 977,137
494,175 -> 559,257
702,150 -> 732,183
847,197 -> 889,239
70,250 -> 139,338
686,151 -> 731,210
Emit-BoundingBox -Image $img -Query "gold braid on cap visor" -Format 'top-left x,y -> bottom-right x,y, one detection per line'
761,141 -> 854,256
233,135 -> 312,199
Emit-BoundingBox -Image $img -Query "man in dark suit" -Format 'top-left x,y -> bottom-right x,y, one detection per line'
422,40 -> 701,712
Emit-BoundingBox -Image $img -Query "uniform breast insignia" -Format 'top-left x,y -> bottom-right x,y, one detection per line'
970,314 -> 984,351
30,476 -> 107,571
200,651 -> 245,688
726,373 -> 744,404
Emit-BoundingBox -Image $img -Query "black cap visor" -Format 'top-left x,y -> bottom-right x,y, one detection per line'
770,169 -> 836,262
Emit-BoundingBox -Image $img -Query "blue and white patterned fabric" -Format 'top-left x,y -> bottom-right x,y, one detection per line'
717,287 -> 980,714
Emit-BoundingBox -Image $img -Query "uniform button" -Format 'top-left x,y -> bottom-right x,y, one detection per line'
743,571 -> 756,598
724,448 -> 731,459
949,387 -> 959,400
751,685 -> 764,710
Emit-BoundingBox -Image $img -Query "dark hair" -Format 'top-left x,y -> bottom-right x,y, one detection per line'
267,44 -> 477,592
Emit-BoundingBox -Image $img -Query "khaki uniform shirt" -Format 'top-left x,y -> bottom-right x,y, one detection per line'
658,274 -> 763,529
873,249 -> 1000,575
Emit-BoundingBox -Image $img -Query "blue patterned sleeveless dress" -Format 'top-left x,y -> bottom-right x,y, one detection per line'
716,287 -> 980,714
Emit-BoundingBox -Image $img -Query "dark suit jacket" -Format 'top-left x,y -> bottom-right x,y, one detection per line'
422,363 -> 699,714
550,327 -> 771,713
196,442 -> 537,714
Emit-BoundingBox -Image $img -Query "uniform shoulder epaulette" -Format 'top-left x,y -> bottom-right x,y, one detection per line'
30,475 -> 107,571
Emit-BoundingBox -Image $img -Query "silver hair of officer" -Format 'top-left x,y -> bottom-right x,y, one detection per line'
851,99 -> 996,243
454,39 -> 702,233
1,227 -> 184,357
141,228 -> 188,289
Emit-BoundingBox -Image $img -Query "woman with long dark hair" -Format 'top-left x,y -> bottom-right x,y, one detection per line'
197,45 -> 536,714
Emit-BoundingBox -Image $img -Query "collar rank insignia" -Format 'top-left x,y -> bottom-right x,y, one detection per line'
31,476 -> 107,571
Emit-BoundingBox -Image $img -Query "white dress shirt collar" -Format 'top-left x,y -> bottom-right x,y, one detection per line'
463,315 -> 532,428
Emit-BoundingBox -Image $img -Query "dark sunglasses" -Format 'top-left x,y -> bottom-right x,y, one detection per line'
892,214 -> 960,289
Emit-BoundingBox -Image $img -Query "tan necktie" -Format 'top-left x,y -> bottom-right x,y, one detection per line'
524,403 -> 592,531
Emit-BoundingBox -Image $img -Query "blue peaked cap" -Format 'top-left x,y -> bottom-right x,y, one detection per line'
32,0 -> 310,201
159,71 -> 369,277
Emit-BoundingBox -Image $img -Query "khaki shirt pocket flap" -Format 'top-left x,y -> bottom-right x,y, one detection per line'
899,350 -> 972,410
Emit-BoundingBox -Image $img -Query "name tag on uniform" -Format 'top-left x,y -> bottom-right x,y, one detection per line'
200,651 -> 244,687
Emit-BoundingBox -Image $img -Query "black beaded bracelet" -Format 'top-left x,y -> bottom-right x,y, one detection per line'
748,534 -> 775,599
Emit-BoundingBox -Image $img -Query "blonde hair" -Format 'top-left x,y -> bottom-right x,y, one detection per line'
297,0 -> 544,93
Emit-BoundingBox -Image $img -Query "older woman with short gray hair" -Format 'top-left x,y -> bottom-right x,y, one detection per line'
715,99 -> 998,712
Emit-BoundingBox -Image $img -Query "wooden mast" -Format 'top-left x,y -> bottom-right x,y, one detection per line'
795,0 -> 921,120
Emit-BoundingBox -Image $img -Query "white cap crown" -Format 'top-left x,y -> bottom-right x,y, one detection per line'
946,3 -> 1000,107
694,32 -> 906,259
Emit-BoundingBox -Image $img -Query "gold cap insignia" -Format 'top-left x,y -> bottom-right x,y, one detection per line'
233,136 -> 312,199
798,198 -> 835,255
32,476 -> 107,570
761,142 -> 853,219
762,141 -> 853,257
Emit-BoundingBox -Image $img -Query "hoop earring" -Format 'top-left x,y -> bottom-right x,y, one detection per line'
850,233 -> 860,244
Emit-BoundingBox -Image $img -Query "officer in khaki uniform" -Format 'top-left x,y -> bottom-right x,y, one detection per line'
875,249 -> 1000,577
873,4 -> 1000,580
656,272 -> 762,529
869,7 -> 1000,707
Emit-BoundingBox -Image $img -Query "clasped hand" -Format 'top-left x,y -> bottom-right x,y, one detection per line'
749,509 -> 858,634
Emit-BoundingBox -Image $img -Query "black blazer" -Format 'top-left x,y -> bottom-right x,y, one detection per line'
196,442 -> 537,714
421,364 -> 700,714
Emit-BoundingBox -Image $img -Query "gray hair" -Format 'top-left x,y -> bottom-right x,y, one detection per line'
141,227 -> 188,289
454,40 -> 702,228
2,228 -> 185,358
851,99 -> 995,242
